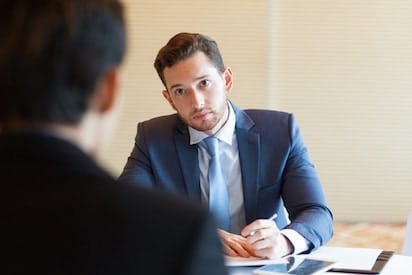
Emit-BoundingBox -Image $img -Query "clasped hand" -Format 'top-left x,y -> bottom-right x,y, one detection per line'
218,219 -> 293,259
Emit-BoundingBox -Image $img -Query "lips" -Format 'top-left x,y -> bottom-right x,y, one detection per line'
193,111 -> 211,120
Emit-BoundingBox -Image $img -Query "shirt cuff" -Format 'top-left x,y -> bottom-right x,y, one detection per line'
280,228 -> 310,255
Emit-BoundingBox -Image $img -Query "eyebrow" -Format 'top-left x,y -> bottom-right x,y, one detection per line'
169,74 -> 210,90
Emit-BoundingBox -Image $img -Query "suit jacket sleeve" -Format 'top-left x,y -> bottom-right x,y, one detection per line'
118,121 -> 156,187
281,113 -> 333,251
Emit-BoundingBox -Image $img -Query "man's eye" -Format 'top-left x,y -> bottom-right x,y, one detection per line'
174,89 -> 185,96
200,80 -> 210,87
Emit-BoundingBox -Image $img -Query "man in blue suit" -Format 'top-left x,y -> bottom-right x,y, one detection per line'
119,32 -> 333,259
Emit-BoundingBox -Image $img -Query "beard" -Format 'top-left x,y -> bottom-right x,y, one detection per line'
182,103 -> 229,134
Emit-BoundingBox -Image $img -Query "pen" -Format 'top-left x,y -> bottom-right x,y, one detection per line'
248,213 -> 278,237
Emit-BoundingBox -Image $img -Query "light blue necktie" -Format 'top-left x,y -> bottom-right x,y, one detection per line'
204,136 -> 231,231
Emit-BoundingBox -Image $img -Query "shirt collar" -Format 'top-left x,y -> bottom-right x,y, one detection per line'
189,102 -> 236,145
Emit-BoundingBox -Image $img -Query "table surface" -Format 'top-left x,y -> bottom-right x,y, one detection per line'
228,247 -> 412,275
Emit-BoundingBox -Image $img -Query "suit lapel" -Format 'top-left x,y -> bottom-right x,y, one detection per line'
233,105 -> 260,224
174,118 -> 201,201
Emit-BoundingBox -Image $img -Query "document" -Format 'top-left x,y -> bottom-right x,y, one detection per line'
311,246 -> 393,273
311,246 -> 382,270
225,256 -> 288,267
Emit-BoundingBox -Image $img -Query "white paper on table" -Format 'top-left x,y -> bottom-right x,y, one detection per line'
225,256 -> 288,267
310,246 -> 383,270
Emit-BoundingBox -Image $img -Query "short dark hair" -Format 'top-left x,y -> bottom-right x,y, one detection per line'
154,32 -> 225,88
0,0 -> 126,126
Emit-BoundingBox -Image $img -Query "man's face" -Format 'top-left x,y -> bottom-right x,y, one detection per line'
162,51 -> 233,135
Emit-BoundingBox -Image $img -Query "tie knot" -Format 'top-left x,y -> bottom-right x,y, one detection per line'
203,136 -> 219,157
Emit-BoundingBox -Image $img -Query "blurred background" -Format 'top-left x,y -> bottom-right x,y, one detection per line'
99,0 -> 412,225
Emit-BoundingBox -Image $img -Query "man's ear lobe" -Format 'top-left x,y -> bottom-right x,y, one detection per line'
94,67 -> 122,113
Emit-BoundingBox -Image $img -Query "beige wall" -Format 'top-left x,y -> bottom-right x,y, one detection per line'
100,0 -> 412,222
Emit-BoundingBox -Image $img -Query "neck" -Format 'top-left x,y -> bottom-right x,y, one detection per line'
2,112 -> 106,159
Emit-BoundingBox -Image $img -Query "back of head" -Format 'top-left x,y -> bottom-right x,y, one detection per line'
154,32 -> 225,87
0,0 -> 126,128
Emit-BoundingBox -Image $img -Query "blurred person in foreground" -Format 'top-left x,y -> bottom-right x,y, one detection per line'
0,2 -> 227,274
119,32 -> 333,259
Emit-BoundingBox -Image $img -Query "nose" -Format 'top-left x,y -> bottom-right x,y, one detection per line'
190,89 -> 204,109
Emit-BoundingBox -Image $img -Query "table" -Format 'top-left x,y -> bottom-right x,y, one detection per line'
228,246 -> 412,275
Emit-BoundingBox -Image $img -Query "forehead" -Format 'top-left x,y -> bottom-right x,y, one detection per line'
163,51 -> 220,87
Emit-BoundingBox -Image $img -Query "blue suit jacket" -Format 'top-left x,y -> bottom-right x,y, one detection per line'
119,103 -> 333,252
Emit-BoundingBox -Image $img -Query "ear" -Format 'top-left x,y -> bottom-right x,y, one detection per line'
223,66 -> 233,92
93,67 -> 122,114
162,89 -> 177,110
